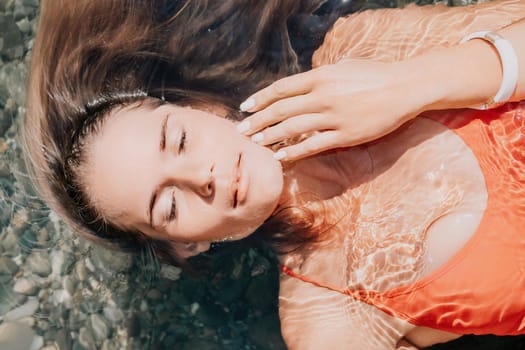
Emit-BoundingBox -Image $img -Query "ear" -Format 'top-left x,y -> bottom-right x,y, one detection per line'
171,242 -> 211,258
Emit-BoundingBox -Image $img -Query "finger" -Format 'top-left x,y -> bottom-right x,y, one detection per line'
239,71 -> 316,112
273,131 -> 343,162
252,114 -> 330,146
239,94 -> 322,135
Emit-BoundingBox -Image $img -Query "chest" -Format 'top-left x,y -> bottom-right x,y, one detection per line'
287,117 -> 488,292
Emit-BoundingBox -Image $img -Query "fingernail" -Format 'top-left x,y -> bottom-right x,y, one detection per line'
251,132 -> 264,143
240,98 -> 255,112
273,150 -> 287,161
236,121 -> 250,133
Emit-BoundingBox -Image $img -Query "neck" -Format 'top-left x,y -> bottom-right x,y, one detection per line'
262,147 -> 374,251
278,146 -> 374,207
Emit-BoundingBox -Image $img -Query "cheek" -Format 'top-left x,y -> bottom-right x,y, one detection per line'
172,201 -> 231,240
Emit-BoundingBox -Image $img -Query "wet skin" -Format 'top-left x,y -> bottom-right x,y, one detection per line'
86,102 -> 284,244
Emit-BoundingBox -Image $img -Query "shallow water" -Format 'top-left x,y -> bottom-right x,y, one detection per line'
1,0 -> 525,349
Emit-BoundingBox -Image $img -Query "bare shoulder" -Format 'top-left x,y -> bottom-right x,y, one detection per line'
278,267 -> 414,350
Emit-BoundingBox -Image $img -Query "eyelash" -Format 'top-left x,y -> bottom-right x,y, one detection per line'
160,118 -> 186,223
179,130 -> 186,153
168,190 -> 176,221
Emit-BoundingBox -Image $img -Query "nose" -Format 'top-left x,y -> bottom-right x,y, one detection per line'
172,161 -> 215,198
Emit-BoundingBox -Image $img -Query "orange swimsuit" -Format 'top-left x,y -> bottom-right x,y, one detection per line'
282,102 -> 525,335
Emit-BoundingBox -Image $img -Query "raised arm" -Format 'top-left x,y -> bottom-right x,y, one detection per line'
419,17 -> 525,110
237,1 -> 525,161
313,0 -> 525,64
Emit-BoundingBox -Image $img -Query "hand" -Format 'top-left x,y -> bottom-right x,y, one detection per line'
237,59 -> 428,162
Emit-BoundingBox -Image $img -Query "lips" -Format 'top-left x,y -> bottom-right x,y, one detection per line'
231,152 -> 248,208
231,153 -> 242,208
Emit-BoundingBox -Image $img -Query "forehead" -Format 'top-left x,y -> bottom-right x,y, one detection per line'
84,102 -> 163,226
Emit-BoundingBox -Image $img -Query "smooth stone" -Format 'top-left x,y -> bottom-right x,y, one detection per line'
26,251 -> 52,277
52,289 -> 72,307
15,316 -> 35,327
139,300 -> 148,313
4,297 -> 38,321
87,277 -> 100,290
103,305 -> 124,324
89,314 -> 110,341
190,302 -> 199,315
0,256 -> 18,275
75,261 -> 88,281
146,289 -> 162,300
51,249 -> 75,276
0,159 -> 11,177
10,207 -> 28,231
62,275 -> 76,295
0,322 -> 37,350
29,335 -> 44,350
41,346 -> 59,350
1,230 -> 18,252
84,258 -> 95,273
15,17 -> 31,33
13,277 -> 37,295
78,327 -> 96,350
36,227 -> 50,246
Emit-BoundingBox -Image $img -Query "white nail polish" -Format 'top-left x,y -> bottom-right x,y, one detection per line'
251,132 -> 264,143
240,98 -> 255,111
236,121 -> 250,133
273,150 -> 287,161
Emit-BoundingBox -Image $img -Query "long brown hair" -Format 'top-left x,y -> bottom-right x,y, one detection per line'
23,0 -> 340,264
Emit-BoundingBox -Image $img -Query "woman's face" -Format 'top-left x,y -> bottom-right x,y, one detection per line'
85,102 -> 284,243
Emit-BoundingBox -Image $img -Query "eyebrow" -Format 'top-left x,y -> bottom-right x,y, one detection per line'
148,114 -> 169,227
160,114 -> 169,150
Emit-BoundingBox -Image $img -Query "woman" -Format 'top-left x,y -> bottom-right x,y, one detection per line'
23,0 -> 525,348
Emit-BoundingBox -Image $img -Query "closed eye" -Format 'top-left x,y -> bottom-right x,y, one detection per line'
179,130 -> 186,153
168,190 -> 177,221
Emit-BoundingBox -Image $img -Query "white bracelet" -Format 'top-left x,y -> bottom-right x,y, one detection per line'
460,31 -> 519,110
